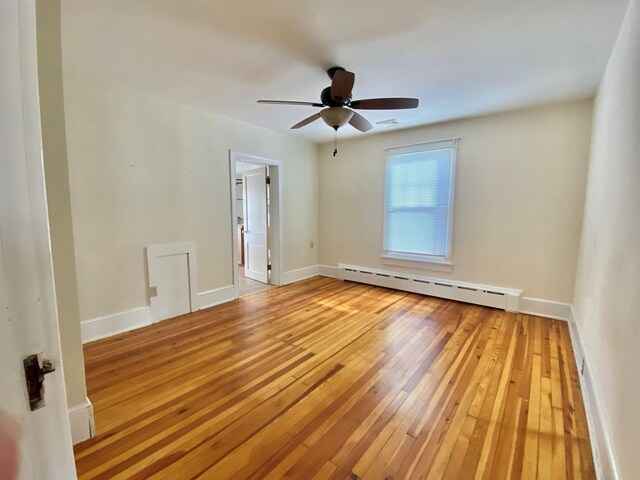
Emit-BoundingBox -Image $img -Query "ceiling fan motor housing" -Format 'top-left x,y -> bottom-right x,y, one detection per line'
321,87 -> 351,107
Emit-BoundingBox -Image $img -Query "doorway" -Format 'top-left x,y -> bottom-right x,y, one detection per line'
229,151 -> 282,297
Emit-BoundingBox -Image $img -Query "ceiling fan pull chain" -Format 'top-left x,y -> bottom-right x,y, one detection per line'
333,129 -> 338,157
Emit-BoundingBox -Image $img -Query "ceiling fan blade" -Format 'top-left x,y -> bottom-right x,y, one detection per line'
258,100 -> 323,107
350,98 -> 419,110
348,111 -> 373,132
331,70 -> 355,101
291,112 -> 322,129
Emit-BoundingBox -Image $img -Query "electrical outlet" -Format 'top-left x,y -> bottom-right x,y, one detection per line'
149,285 -> 158,297
310,241 -> 314,249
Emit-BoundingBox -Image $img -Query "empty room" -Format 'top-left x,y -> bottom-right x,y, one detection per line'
1,0 -> 639,479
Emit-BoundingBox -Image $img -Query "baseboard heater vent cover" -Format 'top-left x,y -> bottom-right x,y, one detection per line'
339,264 -> 521,312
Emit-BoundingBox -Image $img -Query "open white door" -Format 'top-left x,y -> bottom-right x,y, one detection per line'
243,167 -> 269,283
0,0 -> 77,478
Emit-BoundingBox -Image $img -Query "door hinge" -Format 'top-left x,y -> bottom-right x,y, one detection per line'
266,176 -> 271,185
267,264 -> 272,271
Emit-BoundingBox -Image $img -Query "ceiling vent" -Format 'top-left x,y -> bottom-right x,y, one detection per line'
375,118 -> 401,127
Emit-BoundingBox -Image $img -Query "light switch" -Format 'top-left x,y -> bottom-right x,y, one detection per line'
149,285 -> 158,297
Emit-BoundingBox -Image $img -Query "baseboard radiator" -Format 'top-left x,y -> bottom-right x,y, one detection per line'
338,264 -> 522,312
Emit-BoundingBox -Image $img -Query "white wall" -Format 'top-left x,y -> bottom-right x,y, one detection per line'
62,74 -> 319,321
319,99 -> 593,303
572,0 -> 640,478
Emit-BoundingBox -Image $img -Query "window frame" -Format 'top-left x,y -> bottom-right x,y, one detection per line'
382,138 -> 458,271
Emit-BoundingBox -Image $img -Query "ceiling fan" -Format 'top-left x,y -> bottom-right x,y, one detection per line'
258,67 -> 419,155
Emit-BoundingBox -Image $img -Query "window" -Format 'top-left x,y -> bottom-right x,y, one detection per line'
383,139 -> 457,269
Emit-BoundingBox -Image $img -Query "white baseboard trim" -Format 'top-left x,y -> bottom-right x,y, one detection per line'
519,296 -> 572,321
68,398 -> 94,445
82,285 -> 238,343
319,264 -> 340,279
281,265 -> 320,285
81,306 -> 152,343
198,285 -> 236,310
568,307 -> 619,480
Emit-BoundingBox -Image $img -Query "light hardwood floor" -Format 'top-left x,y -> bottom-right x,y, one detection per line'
238,266 -> 271,296
75,276 -> 594,479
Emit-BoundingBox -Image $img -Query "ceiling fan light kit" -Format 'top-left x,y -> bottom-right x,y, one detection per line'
320,107 -> 354,129
257,66 -> 419,156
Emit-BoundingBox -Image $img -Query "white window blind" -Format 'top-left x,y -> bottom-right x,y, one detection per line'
384,139 -> 457,261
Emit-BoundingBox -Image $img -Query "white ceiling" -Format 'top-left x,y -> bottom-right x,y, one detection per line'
61,0 -> 629,143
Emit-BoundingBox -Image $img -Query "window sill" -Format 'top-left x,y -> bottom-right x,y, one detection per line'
381,254 -> 453,273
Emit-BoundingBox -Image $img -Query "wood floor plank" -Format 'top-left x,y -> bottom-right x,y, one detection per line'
75,277 -> 595,479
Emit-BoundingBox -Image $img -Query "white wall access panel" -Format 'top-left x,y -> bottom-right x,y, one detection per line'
147,242 -> 198,323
